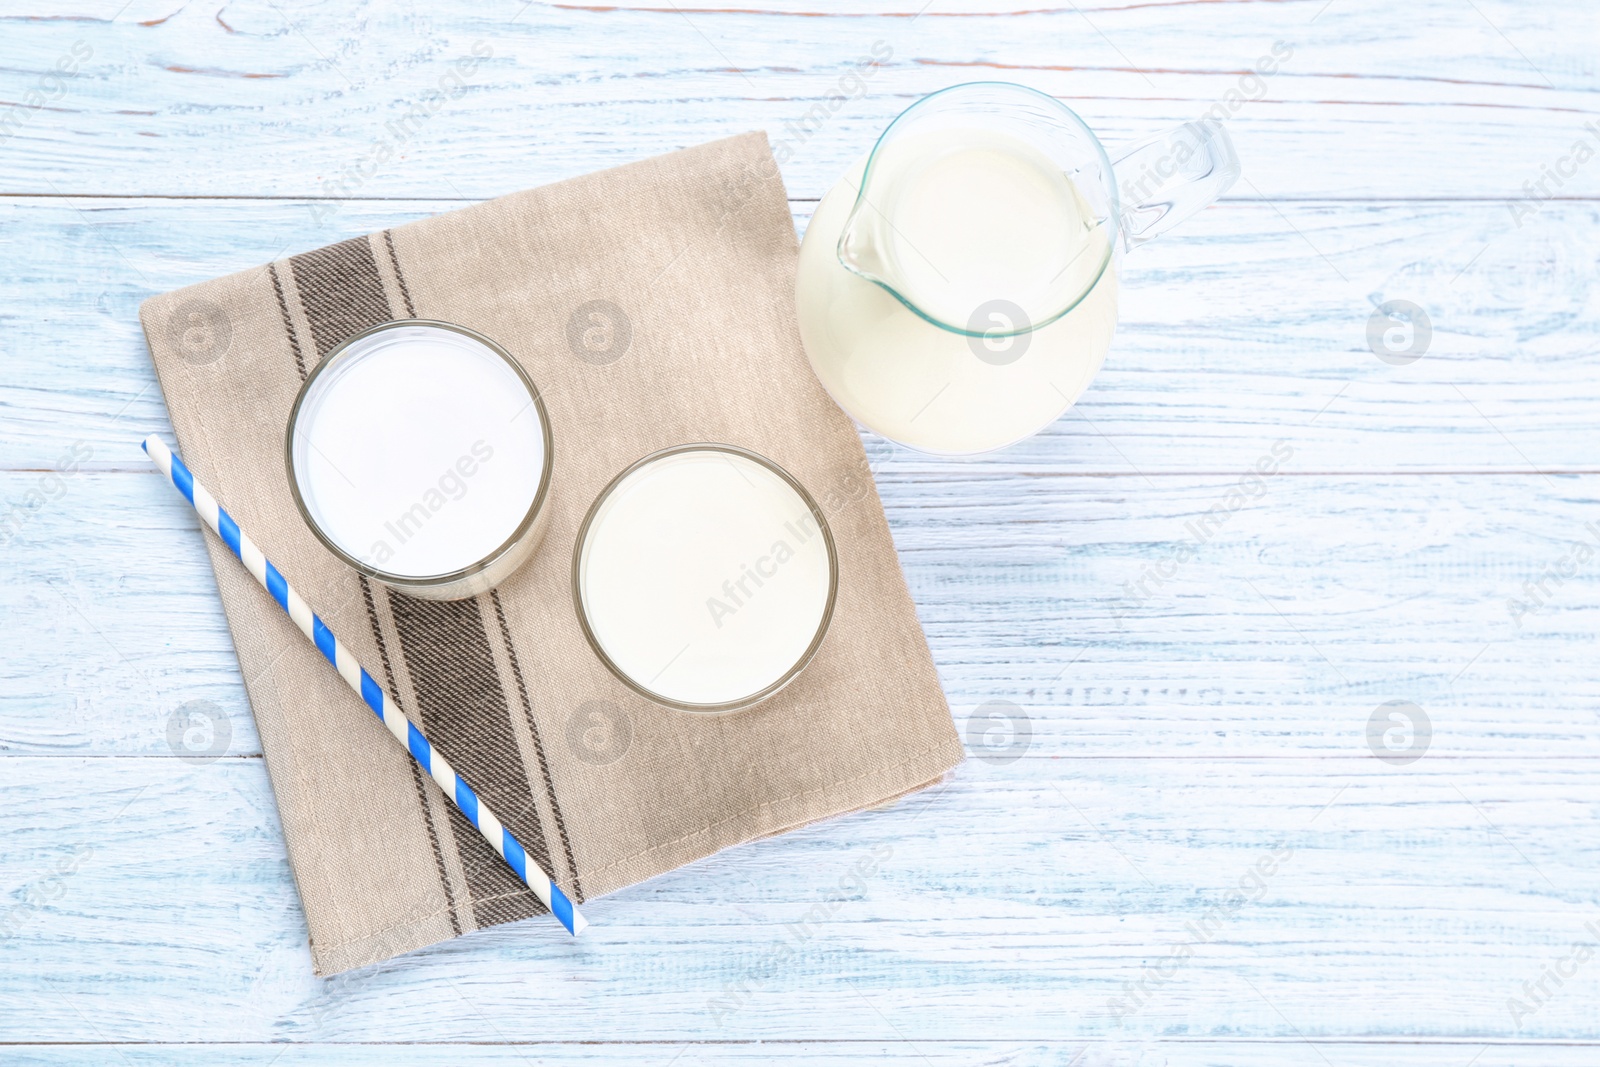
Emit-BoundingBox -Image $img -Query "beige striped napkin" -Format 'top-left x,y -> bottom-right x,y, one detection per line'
140,132 -> 962,975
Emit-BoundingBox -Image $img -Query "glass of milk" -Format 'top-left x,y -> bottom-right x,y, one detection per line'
286,320 -> 554,601
573,444 -> 838,713
795,81 -> 1240,455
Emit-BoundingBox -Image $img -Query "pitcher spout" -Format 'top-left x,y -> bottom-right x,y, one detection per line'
835,189 -> 893,288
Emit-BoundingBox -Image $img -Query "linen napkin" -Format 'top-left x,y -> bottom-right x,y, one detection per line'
140,131 -> 963,976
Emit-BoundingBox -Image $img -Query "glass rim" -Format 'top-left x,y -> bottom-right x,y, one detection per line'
284,318 -> 555,592
840,80 -> 1119,339
571,443 -> 840,714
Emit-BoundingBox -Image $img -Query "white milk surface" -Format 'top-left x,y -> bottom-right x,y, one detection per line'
578,449 -> 833,708
292,325 -> 546,578
875,127 -> 1099,328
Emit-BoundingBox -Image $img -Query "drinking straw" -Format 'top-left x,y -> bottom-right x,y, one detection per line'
141,434 -> 586,936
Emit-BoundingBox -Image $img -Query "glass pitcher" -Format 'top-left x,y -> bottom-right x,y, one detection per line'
795,82 -> 1239,455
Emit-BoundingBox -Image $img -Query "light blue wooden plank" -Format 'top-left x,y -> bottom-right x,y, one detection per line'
4,468 -> 1599,757
2,198 -> 1597,473
6,1041 -> 1600,1067
0,754 -> 1597,1042
0,0 -> 1592,198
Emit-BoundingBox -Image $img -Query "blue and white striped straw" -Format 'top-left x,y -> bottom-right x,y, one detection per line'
141,434 -> 586,936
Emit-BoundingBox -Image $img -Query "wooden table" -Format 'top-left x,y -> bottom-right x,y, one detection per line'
3,1 -> 1597,1062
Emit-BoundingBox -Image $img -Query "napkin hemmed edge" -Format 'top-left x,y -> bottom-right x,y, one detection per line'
309,736 -> 964,975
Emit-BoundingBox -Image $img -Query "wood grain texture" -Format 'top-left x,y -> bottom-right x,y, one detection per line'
2,198 -> 1598,472
0,0 -> 1594,198
5,469 -> 1600,758
1,0 -> 1597,1060
1,755 -> 1598,1043
7,1044 -> 1600,1067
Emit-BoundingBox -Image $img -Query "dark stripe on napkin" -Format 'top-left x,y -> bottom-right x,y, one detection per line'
388,594 -> 547,927
490,587 -> 584,903
360,573 -> 462,936
273,237 -> 468,931
278,233 -> 560,928
288,237 -> 393,358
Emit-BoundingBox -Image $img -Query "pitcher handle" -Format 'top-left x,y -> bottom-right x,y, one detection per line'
1112,119 -> 1240,251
